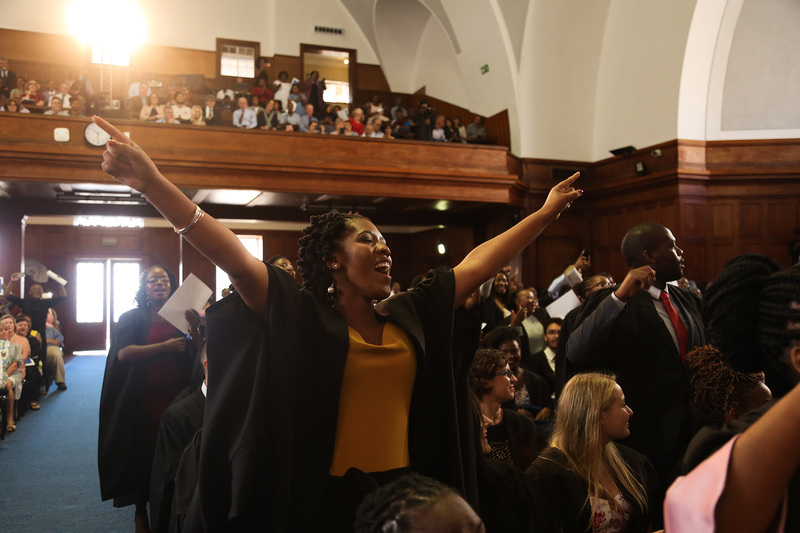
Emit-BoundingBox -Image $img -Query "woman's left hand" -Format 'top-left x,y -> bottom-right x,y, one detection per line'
543,172 -> 583,219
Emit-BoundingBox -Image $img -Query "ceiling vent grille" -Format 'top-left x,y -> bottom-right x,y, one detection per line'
315,26 -> 344,35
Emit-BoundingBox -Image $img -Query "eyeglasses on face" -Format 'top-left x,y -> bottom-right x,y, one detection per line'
147,276 -> 170,285
588,281 -> 616,291
494,369 -> 514,379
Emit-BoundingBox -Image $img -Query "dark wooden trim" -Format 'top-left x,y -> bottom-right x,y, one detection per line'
215,38 -> 261,79
299,43 -> 357,104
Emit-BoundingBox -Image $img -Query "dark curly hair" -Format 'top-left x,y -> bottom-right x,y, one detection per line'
354,473 -> 455,533
296,211 -> 368,302
134,265 -> 179,309
702,254 -> 800,398
686,345 -> 766,426
468,348 -> 507,398
481,325 -> 522,350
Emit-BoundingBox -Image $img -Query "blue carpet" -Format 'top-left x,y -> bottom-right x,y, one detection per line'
1,355 -> 133,532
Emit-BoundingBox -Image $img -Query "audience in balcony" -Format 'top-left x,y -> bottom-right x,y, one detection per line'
22,79 -> 44,106
444,117 -> 462,143
140,93 -> 165,122
261,99 -> 278,130
432,115 -> 447,142
1,97 -> 28,113
453,116 -> 467,143
365,94 -> 389,125
156,106 -> 178,124
466,115 -> 487,143
216,81 -> 234,104
304,70 -> 325,118
190,105 -> 205,126
272,70 -> 292,112
128,82 -> 150,119
298,103 -> 318,132
348,107 -> 366,136
251,77 -> 273,107
279,100 -> 301,129
0,56 -> 17,97
171,92 -> 192,124
202,95 -> 222,126
0,58 -> 494,145
288,83 -> 307,117
389,97 -> 407,124
412,100 -> 434,141
53,82 -> 71,108
232,96 -> 257,129
43,96 -> 69,116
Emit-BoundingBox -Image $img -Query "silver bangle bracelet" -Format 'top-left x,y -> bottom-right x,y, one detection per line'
174,204 -> 205,235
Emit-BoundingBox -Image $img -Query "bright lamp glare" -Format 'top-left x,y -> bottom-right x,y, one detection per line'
437,243 -> 447,255
68,0 -> 146,51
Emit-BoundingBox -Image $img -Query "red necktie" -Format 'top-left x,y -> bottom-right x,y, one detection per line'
660,290 -> 689,362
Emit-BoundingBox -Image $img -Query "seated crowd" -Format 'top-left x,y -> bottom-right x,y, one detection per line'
0,275 -> 67,435
0,56 -> 490,143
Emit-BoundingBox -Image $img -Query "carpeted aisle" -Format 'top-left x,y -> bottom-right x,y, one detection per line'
1,354 -> 131,532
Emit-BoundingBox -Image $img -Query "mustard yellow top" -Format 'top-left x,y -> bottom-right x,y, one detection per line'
329,322 -> 416,476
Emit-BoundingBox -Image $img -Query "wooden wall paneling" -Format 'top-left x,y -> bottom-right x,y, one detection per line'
356,63 -> 391,93
710,243 -> 737,277
264,55 -> 303,88
681,243 -> 706,282
0,217 -> 24,287
739,202 -> 762,238
710,201 -> 736,239
0,114 -> 516,206
766,200 -> 796,237
680,200 -> 705,240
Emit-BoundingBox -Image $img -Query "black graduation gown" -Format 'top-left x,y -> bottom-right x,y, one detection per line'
526,445 -> 658,533
150,386 -> 206,533
97,307 -> 191,506
188,265 -> 477,532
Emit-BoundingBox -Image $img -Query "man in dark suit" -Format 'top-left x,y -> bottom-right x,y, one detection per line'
0,57 -> 17,98
566,223 -> 706,501
525,317 -> 562,392
202,94 -> 223,126
126,81 -> 149,119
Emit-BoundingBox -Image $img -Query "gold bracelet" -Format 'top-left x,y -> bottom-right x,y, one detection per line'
174,205 -> 205,235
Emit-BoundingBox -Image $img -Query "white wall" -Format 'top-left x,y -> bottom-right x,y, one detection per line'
722,0 -> 800,130
1,0 -> 378,63
517,0 -> 609,161
5,0 -> 800,160
591,0 -> 696,161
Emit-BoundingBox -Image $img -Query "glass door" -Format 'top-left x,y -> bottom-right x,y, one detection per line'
73,258 -> 142,351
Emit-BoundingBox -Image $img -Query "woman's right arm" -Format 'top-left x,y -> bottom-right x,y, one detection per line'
117,337 -> 186,363
713,380 -> 800,532
93,116 -> 270,317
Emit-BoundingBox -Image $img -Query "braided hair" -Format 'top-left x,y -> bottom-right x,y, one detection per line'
296,211 -> 368,303
354,473 -> 455,533
702,254 -> 800,397
685,345 -> 766,426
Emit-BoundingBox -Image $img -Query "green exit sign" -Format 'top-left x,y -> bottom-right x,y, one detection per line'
480,64 -> 489,75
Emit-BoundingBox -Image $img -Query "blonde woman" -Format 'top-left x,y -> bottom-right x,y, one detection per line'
190,105 -> 206,126
526,373 -> 658,533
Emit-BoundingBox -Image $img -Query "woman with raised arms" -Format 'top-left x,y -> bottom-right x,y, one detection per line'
91,115 -> 582,532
